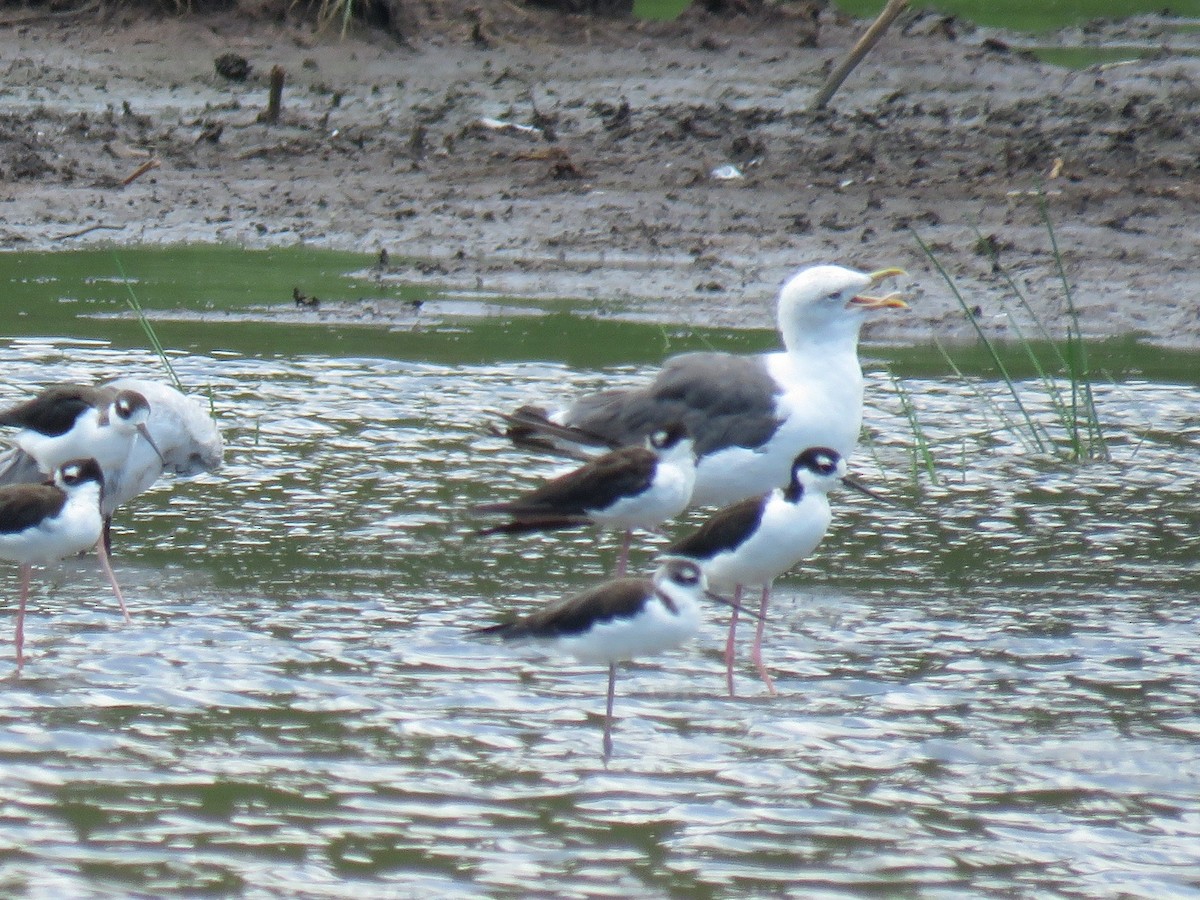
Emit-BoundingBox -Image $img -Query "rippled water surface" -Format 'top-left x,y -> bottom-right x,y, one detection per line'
1,328 -> 1198,898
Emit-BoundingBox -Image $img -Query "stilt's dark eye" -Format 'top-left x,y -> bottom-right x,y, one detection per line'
651,424 -> 685,450
797,447 -> 841,476
670,562 -> 700,586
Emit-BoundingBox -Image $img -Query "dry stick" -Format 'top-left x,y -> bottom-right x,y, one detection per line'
121,158 -> 161,186
54,223 -> 126,241
262,66 -> 285,124
808,0 -> 910,112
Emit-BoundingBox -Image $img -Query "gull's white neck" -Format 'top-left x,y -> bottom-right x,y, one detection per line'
777,313 -> 866,390
779,306 -> 866,359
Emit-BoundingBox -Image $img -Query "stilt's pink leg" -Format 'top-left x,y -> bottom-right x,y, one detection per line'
94,537 -> 131,624
725,585 -> 744,697
15,563 -> 31,665
615,531 -> 632,577
751,583 -> 776,696
602,662 -> 617,764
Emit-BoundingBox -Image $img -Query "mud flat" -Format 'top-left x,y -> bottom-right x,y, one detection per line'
2,4 -> 1199,347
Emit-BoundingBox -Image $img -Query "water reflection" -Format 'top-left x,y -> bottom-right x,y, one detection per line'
0,338 -> 1198,896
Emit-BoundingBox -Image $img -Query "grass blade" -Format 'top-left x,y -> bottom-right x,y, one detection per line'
111,252 -> 185,392
932,336 -> 1041,454
913,229 -> 1048,454
1038,195 -> 1108,460
887,368 -> 937,486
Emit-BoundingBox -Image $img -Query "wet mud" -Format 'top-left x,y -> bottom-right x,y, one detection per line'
2,4 -> 1199,346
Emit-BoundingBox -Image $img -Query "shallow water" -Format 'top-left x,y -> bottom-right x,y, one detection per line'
0,323 -> 1198,897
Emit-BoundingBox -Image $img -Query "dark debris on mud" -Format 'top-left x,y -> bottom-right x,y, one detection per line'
3,3 -> 1200,345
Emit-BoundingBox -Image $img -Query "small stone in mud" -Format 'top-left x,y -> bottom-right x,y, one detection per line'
8,151 -> 52,180
196,121 -> 224,144
214,52 -> 252,82
788,214 -> 812,234
596,98 -> 631,133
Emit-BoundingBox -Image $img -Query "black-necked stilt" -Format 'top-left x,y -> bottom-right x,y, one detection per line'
475,557 -> 741,760
475,423 -> 696,575
667,447 -> 854,696
501,265 -> 906,507
0,383 -> 169,612
0,458 -> 118,664
0,379 -> 223,552
0,384 -> 164,476
92,378 -> 223,545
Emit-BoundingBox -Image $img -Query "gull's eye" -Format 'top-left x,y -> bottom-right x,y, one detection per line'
827,290 -> 842,301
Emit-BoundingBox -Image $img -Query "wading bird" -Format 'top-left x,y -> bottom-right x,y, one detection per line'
475,424 -> 695,575
501,264 -> 906,508
475,557 -> 745,761
668,447 -> 866,696
0,458 -> 112,665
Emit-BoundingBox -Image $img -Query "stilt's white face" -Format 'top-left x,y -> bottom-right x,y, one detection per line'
55,457 -> 104,490
790,447 -> 847,495
649,422 -> 688,452
655,557 -> 706,593
110,391 -> 153,432
108,391 -> 164,463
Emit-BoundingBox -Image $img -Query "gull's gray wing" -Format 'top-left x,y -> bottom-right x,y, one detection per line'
566,352 -> 783,457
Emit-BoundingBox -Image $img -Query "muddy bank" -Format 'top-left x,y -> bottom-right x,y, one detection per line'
2,5 -> 1199,347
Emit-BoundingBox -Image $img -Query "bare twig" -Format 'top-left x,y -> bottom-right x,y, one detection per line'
120,158 -> 161,186
53,223 -> 126,241
259,65 -> 285,124
808,0 -> 909,112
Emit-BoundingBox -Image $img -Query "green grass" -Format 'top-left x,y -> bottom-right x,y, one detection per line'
831,0 -> 1200,32
112,253 -> 185,392
886,368 -> 938,486
910,204 -> 1109,468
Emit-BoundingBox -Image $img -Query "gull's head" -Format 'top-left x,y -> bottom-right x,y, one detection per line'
106,378 -> 224,475
777,264 -> 907,349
